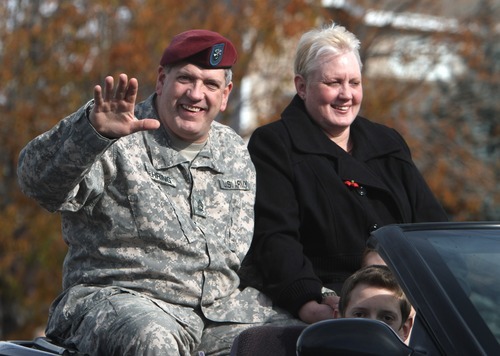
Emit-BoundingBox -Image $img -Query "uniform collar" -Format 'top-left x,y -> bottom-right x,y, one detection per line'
145,126 -> 224,173
137,94 -> 224,173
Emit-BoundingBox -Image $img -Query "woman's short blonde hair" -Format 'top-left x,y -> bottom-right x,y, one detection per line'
294,22 -> 362,79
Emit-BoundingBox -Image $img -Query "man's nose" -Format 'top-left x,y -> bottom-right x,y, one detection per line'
187,81 -> 204,100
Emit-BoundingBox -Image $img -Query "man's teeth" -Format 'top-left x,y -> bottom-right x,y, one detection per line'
182,104 -> 201,112
334,105 -> 348,111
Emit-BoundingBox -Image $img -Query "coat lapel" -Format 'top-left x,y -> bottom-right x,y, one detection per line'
281,95 -> 407,192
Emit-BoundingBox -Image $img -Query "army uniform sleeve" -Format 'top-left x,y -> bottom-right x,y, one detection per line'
17,101 -> 115,212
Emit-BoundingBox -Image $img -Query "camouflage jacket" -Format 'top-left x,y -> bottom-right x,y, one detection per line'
18,94 -> 273,331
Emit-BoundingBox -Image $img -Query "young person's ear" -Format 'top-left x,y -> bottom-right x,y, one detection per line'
400,316 -> 414,342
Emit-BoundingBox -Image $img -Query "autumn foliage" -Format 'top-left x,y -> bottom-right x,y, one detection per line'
0,0 -> 497,339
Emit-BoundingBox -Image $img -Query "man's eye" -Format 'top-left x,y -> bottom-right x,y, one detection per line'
205,82 -> 220,90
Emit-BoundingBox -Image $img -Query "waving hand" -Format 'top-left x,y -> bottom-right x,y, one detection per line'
89,74 -> 160,138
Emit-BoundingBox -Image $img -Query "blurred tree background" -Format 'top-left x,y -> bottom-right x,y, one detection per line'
0,0 -> 498,339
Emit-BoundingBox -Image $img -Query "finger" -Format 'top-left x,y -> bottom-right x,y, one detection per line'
321,295 -> 339,309
124,77 -> 139,103
93,85 -> 103,107
114,74 -> 129,100
103,76 -> 114,102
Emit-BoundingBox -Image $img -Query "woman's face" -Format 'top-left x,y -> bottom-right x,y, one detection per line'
295,51 -> 362,138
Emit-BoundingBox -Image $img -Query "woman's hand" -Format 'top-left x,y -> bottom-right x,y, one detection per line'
298,296 -> 340,324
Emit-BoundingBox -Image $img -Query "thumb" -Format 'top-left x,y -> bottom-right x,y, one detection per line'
130,118 -> 161,133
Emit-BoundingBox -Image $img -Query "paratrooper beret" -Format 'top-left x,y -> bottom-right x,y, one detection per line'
160,29 -> 237,69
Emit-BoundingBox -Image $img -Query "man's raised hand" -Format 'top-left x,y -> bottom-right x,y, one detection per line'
89,74 -> 160,138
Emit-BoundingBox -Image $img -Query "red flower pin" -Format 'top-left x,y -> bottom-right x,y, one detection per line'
344,180 -> 360,188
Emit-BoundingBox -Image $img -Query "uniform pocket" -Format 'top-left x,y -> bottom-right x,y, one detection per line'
128,190 -> 196,249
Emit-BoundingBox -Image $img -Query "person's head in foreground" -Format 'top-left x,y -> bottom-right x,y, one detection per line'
334,265 -> 413,341
361,247 -> 386,268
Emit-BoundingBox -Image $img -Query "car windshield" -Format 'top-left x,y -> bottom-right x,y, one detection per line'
426,230 -> 500,343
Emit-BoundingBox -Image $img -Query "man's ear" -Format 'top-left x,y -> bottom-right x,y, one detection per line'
219,81 -> 233,112
155,66 -> 167,94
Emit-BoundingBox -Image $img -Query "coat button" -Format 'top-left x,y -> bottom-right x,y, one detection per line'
369,224 -> 379,232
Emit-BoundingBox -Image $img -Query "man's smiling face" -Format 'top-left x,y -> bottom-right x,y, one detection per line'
155,62 -> 232,143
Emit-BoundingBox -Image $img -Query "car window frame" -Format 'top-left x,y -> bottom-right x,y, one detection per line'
368,222 -> 500,356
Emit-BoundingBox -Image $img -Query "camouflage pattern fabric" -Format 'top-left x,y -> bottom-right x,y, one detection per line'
17,94 -> 293,355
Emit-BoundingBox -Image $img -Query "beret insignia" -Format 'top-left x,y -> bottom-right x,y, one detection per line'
210,43 -> 225,67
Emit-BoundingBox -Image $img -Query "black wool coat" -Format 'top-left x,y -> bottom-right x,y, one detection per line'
242,95 -> 448,316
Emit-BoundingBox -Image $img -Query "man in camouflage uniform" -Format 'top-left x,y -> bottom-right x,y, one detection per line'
17,30 -> 296,355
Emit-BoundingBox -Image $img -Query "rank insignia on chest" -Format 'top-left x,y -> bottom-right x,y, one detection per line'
192,195 -> 206,218
219,179 -> 250,190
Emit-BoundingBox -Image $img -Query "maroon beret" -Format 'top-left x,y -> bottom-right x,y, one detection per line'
160,29 -> 237,69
